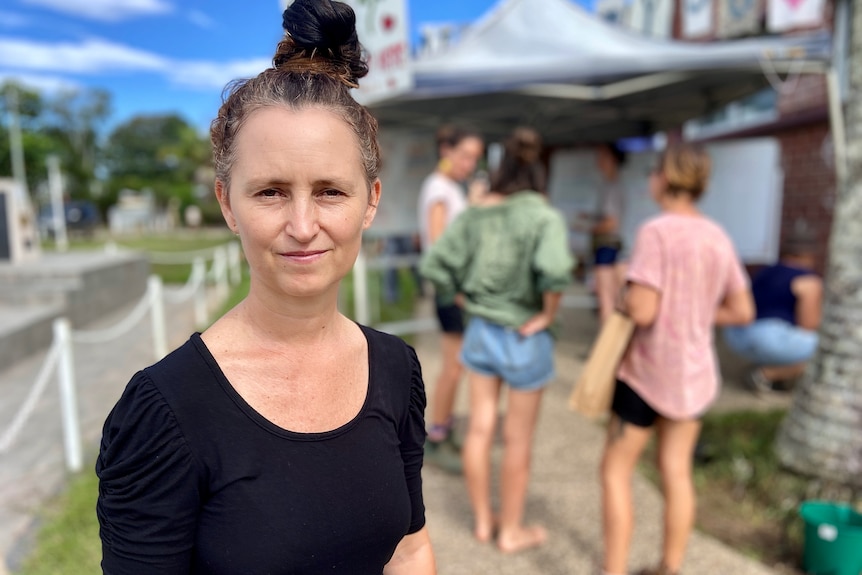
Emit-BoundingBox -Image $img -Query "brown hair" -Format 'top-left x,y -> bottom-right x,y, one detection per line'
210,0 -> 380,192
490,127 -> 546,196
657,143 -> 711,200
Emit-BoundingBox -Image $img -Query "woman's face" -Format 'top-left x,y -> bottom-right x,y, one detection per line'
443,136 -> 483,182
216,106 -> 379,301
595,146 -> 616,180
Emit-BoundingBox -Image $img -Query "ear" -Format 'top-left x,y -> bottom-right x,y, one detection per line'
363,179 -> 381,230
215,180 -> 237,233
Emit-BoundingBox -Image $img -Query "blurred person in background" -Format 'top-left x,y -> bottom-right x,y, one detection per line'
591,142 -> 628,323
600,143 -> 754,575
418,125 -> 484,474
421,127 -> 573,553
723,234 -> 822,393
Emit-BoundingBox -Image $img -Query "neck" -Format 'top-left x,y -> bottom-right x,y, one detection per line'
660,193 -> 699,215
238,283 -> 347,345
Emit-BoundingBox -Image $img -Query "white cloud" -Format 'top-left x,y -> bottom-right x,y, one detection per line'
0,71 -> 81,93
0,37 -> 168,74
170,58 -> 272,89
0,11 -> 32,28
0,34 -> 271,91
187,9 -> 216,30
21,0 -> 172,22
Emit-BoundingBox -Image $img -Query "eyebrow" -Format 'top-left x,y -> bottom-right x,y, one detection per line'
245,177 -> 356,191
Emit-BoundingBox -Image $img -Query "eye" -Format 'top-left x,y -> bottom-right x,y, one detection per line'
258,188 -> 282,197
320,188 -> 346,198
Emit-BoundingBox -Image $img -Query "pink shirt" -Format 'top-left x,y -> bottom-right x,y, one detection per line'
617,213 -> 749,420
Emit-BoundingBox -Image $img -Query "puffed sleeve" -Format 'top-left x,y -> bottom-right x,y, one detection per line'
399,347 -> 427,534
419,212 -> 471,305
96,371 -> 203,574
532,209 -> 575,293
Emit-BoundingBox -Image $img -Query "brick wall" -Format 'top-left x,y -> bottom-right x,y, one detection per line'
775,122 -> 836,275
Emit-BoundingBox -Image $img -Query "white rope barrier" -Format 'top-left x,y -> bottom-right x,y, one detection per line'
163,257 -> 206,304
0,340 -> 61,454
71,284 -> 155,344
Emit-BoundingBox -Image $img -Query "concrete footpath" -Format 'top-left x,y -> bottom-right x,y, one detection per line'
0,290 -> 791,574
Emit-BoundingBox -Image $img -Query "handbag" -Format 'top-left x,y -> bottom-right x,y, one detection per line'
568,310 -> 635,419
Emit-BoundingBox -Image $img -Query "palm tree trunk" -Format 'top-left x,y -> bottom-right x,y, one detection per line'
774,1 -> 862,487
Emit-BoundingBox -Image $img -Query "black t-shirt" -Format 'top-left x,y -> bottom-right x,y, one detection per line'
96,326 -> 427,575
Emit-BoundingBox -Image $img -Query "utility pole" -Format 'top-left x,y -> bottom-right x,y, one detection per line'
6,86 -> 29,194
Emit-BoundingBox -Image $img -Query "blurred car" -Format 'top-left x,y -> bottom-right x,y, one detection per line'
38,201 -> 101,239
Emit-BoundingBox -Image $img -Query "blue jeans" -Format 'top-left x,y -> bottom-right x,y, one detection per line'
461,317 -> 555,391
723,319 -> 818,366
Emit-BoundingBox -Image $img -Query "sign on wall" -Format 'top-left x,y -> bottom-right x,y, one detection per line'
627,0 -> 675,39
717,0 -> 764,38
343,0 -> 414,105
767,0 -> 826,32
0,178 -> 41,263
682,0 -> 715,38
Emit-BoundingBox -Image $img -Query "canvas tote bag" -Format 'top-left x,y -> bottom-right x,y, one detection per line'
569,310 -> 635,419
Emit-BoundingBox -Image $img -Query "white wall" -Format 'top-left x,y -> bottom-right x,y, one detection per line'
548,138 -> 784,264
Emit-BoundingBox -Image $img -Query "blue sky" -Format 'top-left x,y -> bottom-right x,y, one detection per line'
0,0 -> 594,134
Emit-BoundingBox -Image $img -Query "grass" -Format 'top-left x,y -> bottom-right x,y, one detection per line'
48,229 -> 238,285
641,409 -> 810,573
16,470 -> 101,575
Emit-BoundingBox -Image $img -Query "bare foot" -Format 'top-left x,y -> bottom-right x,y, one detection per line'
496,524 -> 547,554
473,517 -> 498,543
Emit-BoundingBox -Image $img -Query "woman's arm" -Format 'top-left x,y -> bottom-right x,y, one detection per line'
427,201 -> 448,244
714,289 -> 755,326
592,215 -> 619,236
792,275 -> 823,330
519,291 -> 563,336
623,282 -> 660,327
384,527 -> 436,575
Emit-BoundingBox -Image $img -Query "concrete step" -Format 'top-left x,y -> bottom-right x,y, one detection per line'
0,304 -> 63,371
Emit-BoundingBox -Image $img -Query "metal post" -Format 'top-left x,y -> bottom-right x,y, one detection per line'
353,247 -> 370,325
193,257 -> 208,327
54,318 -> 82,473
148,275 -> 168,360
46,155 -> 68,251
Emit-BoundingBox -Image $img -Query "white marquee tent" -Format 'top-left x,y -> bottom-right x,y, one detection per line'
369,0 -> 833,144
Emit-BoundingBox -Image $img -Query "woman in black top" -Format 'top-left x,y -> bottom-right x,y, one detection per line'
95,2 -> 435,573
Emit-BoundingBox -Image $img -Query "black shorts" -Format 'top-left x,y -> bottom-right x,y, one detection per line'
435,300 -> 465,334
611,379 -> 660,428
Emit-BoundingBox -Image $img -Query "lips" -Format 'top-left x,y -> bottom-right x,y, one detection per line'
281,250 -> 328,263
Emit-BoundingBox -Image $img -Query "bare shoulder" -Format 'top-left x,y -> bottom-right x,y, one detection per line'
791,274 -> 823,298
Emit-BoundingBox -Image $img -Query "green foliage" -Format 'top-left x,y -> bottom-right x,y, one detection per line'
103,113 -> 211,214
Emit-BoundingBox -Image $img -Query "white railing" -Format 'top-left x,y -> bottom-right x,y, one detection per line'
0,244 -> 243,472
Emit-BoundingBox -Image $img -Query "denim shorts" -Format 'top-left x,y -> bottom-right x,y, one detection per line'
723,319 -> 819,366
461,316 -> 555,391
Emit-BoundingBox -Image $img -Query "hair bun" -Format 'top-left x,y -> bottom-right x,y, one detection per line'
509,127 -> 542,164
277,0 -> 368,86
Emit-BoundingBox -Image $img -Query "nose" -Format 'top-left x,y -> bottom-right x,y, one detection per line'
285,196 -> 320,244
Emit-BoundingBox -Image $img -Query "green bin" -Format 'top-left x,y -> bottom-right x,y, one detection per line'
799,500 -> 862,575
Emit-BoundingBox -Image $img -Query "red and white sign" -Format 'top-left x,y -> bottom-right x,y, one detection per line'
344,0 -> 413,105
767,0 -> 826,32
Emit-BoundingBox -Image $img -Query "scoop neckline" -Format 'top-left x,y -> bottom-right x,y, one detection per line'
190,325 -> 374,441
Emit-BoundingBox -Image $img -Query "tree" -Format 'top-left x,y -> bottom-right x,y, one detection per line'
41,87 -> 111,200
103,113 -> 211,214
774,3 -> 862,488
